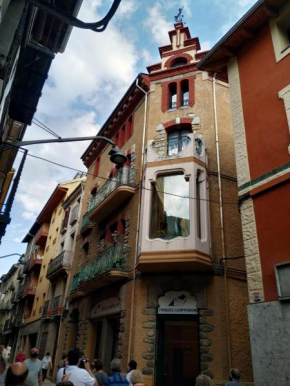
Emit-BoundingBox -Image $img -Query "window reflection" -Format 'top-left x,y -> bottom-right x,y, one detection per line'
150,174 -> 190,240
168,130 -> 191,156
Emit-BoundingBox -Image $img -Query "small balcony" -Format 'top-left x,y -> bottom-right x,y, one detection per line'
34,223 -> 49,247
0,302 -> 10,313
24,254 -> 43,273
22,282 -> 37,298
80,211 -> 94,235
88,167 -> 137,223
71,244 -> 130,295
46,250 -> 73,281
52,296 -> 63,315
42,300 -> 50,318
11,292 -> 18,304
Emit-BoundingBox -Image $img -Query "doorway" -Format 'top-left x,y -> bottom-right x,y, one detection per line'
156,317 -> 199,386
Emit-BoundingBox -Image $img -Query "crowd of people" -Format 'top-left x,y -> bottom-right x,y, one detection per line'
0,345 -> 244,386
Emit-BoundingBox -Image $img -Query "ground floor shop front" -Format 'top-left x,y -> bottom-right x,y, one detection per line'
59,273 -> 254,386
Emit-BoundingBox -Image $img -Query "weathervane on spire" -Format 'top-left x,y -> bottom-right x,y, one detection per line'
174,6 -> 185,23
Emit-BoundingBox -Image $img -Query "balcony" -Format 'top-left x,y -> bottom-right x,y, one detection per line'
71,244 -> 130,296
22,282 -> 37,298
24,254 -> 43,273
17,270 -> 25,281
52,296 -> 62,315
88,167 -> 137,222
0,302 -> 10,313
146,133 -> 207,164
11,293 -> 18,304
4,319 -> 10,331
34,223 -> 49,247
42,300 -> 50,318
80,212 -> 94,235
46,250 -> 73,281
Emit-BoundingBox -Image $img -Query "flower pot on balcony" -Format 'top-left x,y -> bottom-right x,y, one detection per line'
47,309 -> 52,316
57,306 -> 63,314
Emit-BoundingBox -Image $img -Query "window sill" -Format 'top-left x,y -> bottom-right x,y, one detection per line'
180,105 -> 189,110
168,108 -> 177,112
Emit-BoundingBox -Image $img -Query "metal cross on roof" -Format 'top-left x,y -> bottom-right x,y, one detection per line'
174,6 -> 185,23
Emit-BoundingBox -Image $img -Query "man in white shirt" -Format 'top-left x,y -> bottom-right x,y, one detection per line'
56,348 -> 98,386
41,352 -> 52,381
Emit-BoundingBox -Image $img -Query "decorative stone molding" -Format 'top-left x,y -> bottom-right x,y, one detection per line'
279,84 -> 290,135
240,198 -> 264,303
228,57 -> 251,193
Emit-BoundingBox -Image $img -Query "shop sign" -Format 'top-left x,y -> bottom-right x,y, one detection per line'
158,291 -> 198,315
90,297 -> 120,318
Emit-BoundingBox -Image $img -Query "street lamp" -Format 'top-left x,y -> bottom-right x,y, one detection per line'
7,135 -> 127,165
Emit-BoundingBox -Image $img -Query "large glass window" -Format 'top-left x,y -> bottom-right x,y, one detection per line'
150,174 -> 190,240
167,129 -> 191,156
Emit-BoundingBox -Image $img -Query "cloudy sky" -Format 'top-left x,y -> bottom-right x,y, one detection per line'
0,0 -> 256,274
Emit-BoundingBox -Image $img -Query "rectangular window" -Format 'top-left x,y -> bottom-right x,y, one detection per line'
61,208 -> 70,232
167,130 -> 191,156
70,204 -> 80,225
270,2 -> 290,62
150,174 -> 190,239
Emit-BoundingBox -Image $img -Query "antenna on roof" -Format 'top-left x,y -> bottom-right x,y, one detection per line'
174,6 -> 185,23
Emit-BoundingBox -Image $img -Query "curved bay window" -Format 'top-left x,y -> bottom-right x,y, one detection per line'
168,129 -> 191,156
181,80 -> 189,107
150,174 -> 190,240
169,83 -> 177,110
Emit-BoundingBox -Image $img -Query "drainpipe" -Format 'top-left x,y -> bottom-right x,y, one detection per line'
127,77 -> 148,361
212,74 -> 232,367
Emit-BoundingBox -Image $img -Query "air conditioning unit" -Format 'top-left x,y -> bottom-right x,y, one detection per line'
275,261 -> 290,301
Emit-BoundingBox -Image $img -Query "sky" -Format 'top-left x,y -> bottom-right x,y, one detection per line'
0,0 -> 257,275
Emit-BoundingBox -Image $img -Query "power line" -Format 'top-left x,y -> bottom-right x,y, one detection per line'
32,118 -> 61,139
20,150 -> 239,206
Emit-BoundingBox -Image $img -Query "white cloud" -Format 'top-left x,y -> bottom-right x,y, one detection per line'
144,3 -> 172,46
238,0 -> 254,6
200,41 -> 211,51
11,0 -> 140,223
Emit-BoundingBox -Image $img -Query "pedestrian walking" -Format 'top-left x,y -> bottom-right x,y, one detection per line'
126,360 -> 137,386
4,362 -> 29,386
41,352 -> 52,381
56,348 -> 98,386
15,349 -> 25,363
225,369 -> 244,386
93,360 -> 107,386
23,348 -> 42,386
195,374 -> 214,386
129,370 -> 146,386
103,359 -> 129,386
0,346 -> 6,385
57,354 -> 68,370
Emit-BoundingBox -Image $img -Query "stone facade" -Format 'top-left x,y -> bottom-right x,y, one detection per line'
57,23 -> 253,386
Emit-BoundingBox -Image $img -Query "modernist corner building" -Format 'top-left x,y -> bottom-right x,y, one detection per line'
57,23 -> 254,385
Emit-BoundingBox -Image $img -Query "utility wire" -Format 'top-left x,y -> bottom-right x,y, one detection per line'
19,150 -> 239,207
32,118 -> 61,139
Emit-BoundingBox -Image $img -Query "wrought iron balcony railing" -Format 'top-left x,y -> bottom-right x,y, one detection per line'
80,211 -> 94,232
52,296 -> 62,314
42,300 -> 50,317
71,244 -> 129,293
46,250 -> 73,279
88,167 -> 136,214
22,282 -> 37,298
71,272 -> 80,293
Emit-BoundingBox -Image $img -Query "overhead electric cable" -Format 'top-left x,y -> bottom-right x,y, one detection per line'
32,118 -> 61,139
18,150 -> 239,207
